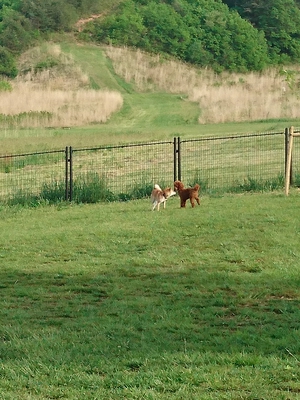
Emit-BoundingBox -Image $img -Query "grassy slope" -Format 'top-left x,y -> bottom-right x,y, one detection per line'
61,42 -> 201,136
1,192 -> 300,398
3,40 -> 299,154
63,42 -> 298,138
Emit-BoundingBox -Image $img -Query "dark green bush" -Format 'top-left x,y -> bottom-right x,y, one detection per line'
0,46 -> 18,77
127,181 -> 153,199
228,175 -> 285,193
0,9 -> 34,54
292,172 -> 300,187
40,180 -> 66,203
34,59 -> 58,73
72,172 -> 116,203
93,1 -> 146,47
139,2 -> 190,58
20,0 -> 78,32
0,79 -> 12,91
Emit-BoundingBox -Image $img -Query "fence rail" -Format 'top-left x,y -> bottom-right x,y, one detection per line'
0,128 -> 299,204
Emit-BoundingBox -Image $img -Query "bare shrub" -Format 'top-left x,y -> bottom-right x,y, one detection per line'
105,46 -> 300,123
17,43 -> 90,90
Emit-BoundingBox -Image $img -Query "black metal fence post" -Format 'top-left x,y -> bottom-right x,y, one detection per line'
69,146 -> 73,202
65,146 -> 69,201
173,137 -> 177,182
285,127 -> 288,179
177,137 -> 181,182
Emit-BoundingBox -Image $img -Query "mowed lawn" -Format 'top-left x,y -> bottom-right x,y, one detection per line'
1,191 -> 300,399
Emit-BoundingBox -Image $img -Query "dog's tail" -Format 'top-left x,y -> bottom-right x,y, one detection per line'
154,184 -> 162,191
194,183 -> 200,190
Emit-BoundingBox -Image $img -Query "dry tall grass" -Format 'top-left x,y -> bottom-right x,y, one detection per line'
0,84 -> 123,128
105,46 -> 300,123
17,43 -> 90,90
3,43 -> 300,128
0,43 -> 123,128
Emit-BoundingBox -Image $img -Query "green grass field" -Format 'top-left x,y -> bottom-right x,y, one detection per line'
1,39 -> 300,399
1,191 -> 300,399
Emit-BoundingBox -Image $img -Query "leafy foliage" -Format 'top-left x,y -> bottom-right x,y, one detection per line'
0,45 -> 17,77
93,1 -> 146,47
183,1 -> 268,71
0,79 -> 12,90
139,2 -> 190,58
0,0 -> 21,10
91,0 -> 269,72
0,0 -> 300,75
20,0 -> 78,32
222,0 -> 300,63
0,8 -> 34,53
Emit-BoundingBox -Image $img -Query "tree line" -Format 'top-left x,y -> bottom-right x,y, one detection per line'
0,0 -> 110,77
1,0 -> 300,78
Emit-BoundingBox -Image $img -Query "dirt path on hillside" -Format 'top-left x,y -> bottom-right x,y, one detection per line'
75,14 -> 103,32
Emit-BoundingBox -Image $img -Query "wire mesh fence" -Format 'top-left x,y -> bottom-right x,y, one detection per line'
179,132 -> 286,192
71,140 -> 175,198
0,150 -> 66,204
0,128 -> 298,205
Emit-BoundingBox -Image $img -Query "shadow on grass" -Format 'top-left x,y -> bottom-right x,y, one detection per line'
1,267 -> 300,362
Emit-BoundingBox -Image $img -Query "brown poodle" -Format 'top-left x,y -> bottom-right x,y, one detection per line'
174,180 -> 200,208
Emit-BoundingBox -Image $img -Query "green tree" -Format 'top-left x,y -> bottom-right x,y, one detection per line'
20,0 -> 78,32
0,45 -> 17,77
93,1 -> 146,46
0,8 -> 33,53
182,0 -> 268,71
222,0 -> 300,63
206,9 -> 269,71
140,1 -> 190,57
65,0 -> 104,15
0,0 -> 21,11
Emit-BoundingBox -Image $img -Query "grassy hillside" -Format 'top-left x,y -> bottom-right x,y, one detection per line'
1,40 -> 300,154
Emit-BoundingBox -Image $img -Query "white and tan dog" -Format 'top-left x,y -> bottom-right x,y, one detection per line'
151,184 -> 176,211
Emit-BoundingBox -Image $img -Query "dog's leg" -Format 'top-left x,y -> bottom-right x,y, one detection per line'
181,199 -> 186,207
152,201 -> 157,211
190,196 -> 200,207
